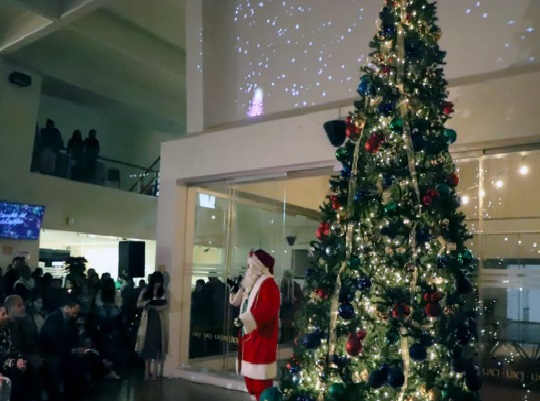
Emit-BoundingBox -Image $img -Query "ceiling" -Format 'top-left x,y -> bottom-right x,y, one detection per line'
0,0 -> 187,134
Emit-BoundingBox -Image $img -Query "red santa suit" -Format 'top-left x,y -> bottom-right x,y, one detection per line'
230,250 -> 280,400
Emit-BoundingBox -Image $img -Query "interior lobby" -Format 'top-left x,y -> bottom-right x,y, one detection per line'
1,0 -> 540,400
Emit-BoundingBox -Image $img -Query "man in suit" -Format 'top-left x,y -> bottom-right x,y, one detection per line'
40,295 -> 88,401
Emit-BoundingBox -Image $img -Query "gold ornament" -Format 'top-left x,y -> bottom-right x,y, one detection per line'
444,304 -> 457,315
432,29 -> 442,41
375,310 -> 389,321
428,388 -> 442,401
361,369 -> 369,381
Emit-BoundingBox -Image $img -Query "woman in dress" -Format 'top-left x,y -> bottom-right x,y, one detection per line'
136,271 -> 168,381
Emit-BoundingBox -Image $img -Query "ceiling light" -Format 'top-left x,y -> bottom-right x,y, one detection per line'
519,165 -> 529,175
495,180 -> 503,188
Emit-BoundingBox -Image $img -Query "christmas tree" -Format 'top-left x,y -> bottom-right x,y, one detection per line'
281,1 -> 481,401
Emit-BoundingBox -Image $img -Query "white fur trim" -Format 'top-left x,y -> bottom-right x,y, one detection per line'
241,360 -> 277,380
230,289 -> 244,307
239,274 -> 272,334
248,254 -> 270,272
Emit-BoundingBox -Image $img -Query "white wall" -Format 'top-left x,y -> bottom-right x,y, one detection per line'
201,0 -> 540,125
0,60 -> 158,258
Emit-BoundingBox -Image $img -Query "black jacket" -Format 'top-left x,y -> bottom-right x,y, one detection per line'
40,309 -> 78,358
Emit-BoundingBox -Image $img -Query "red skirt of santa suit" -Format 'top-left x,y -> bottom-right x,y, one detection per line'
232,274 -> 280,380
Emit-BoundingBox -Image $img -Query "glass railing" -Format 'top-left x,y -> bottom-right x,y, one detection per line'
30,148 -> 160,196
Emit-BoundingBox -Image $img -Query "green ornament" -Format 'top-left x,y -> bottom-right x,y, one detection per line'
383,203 -> 398,216
335,147 -> 348,162
328,382 -> 345,398
389,118 -> 403,132
386,327 -> 400,345
458,249 -> 473,264
443,128 -> 457,144
435,183 -> 451,196
347,256 -> 361,269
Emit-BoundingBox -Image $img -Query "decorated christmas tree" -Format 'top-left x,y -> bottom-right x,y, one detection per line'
281,1 -> 481,401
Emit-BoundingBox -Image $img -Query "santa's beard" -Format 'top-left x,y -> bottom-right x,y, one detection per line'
241,264 -> 266,294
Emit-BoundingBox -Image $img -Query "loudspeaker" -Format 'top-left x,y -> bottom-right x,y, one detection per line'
118,241 -> 145,278
323,120 -> 346,147
8,71 -> 32,87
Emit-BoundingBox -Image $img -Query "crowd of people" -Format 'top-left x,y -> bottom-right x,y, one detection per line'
0,256 -> 154,401
31,119 -> 101,183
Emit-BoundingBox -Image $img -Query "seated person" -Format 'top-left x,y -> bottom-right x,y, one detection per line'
0,305 -> 29,401
40,295 -> 89,401
5,295 -> 41,401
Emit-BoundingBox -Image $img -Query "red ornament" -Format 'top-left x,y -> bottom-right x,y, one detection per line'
346,334 -> 363,356
423,293 -> 432,302
346,122 -> 359,139
316,289 -> 329,299
422,195 -> 433,206
346,116 -> 352,124
430,291 -> 444,302
316,222 -> 330,239
381,65 -> 391,75
447,173 -> 460,187
356,329 -> 367,341
443,101 -> 454,115
364,137 -> 380,153
427,188 -> 439,198
425,302 -> 443,318
392,303 -> 411,318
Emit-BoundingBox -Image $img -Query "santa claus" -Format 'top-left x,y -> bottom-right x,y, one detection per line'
229,249 -> 280,401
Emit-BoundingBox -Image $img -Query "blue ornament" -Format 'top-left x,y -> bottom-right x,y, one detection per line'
378,101 -> 395,116
382,175 -> 394,189
409,343 -> 427,362
382,24 -> 396,38
436,255 -> 448,269
302,333 -> 321,349
411,134 -> 424,152
386,367 -> 405,388
304,268 -> 314,279
368,369 -> 386,389
455,324 -> 472,345
380,225 -> 397,238
416,226 -> 431,243
419,332 -> 434,347
338,302 -> 355,319
340,164 -> 351,178
354,191 -> 366,201
357,277 -> 372,291
338,289 -> 355,303
289,364 -> 302,373
357,76 -> 374,97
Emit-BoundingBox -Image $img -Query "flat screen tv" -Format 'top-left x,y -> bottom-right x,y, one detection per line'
0,200 -> 45,240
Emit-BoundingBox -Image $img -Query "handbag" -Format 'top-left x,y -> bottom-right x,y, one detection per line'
135,309 -> 148,353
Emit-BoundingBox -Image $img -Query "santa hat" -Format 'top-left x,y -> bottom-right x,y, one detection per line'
248,249 -> 275,274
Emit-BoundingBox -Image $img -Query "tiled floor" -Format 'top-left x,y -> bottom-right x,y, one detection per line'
88,372 -> 540,401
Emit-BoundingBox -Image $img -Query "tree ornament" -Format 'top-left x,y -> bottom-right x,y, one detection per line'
422,195 -> 433,206
301,333 -> 321,349
386,327 -> 400,344
419,332 -> 434,347
341,164 -> 352,178
356,329 -> 367,341
458,249 -> 473,263
347,256 -> 361,269
386,367 -> 405,388
384,202 -> 398,216
389,117 -> 403,132
368,369 -> 386,389
425,302 -> 442,318
392,303 -> 411,318
346,122 -> 359,139
409,343 -> 427,361
316,289 -> 329,300
316,222 -> 330,240
455,324 -> 472,345
446,173 -> 459,187
443,128 -> 457,144
357,277 -> 372,291
436,255 -> 448,269
328,382 -> 345,398
443,101 -> 454,115
346,333 -> 363,356
455,275 -> 473,294
335,147 -> 348,162
428,388 -> 442,401
416,226 -> 431,243
435,183 -> 451,196
338,302 -> 355,319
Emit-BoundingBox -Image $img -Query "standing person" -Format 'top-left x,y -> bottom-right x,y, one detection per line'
67,130 -> 85,180
229,249 -> 281,401
136,271 -> 167,381
83,129 -> 100,182
279,270 -> 305,343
